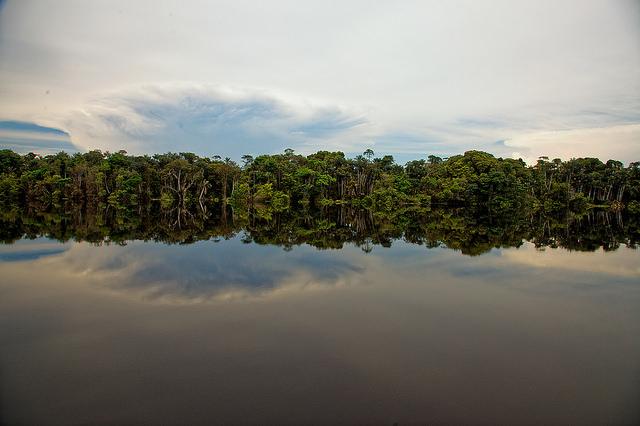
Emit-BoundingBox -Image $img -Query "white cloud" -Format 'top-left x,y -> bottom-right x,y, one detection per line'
63,83 -> 369,156
503,124 -> 640,164
0,0 -> 638,161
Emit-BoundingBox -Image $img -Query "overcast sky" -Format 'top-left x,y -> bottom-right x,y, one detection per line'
0,0 -> 638,163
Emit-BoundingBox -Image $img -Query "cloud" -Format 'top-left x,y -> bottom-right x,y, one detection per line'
64,84 -> 368,157
0,1 -> 638,161
503,124 -> 640,164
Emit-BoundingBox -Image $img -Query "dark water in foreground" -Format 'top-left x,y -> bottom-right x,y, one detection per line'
1,209 -> 639,424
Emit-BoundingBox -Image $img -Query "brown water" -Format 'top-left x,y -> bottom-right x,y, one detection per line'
1,234 -> 639,424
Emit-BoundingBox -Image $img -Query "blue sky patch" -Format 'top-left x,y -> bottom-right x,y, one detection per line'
0,120 -> 77,154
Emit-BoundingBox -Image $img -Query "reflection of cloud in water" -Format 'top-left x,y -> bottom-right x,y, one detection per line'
0,238 -> 70,262
386,240 -> 640,280
3,238 -> 637,305
500,242 -> 640,278
59,238 -> 367,302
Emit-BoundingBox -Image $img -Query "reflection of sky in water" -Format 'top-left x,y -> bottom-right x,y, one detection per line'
118,239 -> 366,300
1,237 -> 369,301
0,236 -> 637,303
1,237 -> 639,424
0,239 -> 70,262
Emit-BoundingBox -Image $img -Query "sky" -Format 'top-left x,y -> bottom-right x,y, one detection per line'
0,0 -> 638,163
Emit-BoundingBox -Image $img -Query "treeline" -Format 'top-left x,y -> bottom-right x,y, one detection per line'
1,205 -> 637,255
0,148 -> 639,213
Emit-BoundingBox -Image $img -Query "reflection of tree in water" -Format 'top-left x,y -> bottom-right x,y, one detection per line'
0,204 -> 638,255
528,209 -> 637,252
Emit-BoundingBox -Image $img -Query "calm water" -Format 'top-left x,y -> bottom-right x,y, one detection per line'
1,210 -> 639,424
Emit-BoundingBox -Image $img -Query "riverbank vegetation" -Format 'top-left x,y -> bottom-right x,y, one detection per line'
1,148 -> 639,215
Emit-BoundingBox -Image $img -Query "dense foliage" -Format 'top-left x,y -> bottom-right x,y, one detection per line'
0,148 -> 639,215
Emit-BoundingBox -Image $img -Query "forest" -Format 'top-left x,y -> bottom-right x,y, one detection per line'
1,148 -> 639,215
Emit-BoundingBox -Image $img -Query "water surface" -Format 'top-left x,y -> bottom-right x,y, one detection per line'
1,210 -> 639,424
